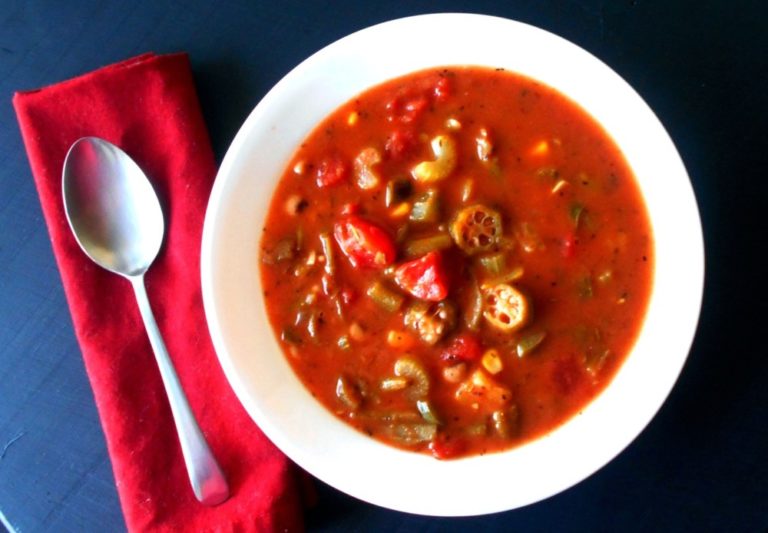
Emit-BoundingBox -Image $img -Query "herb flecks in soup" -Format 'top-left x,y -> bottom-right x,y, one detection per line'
260,67 -> 653,459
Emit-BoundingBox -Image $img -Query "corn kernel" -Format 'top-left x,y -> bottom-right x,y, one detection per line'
293,160 -> 306,175
347,111 -> 359,126
481,349 -> 503,374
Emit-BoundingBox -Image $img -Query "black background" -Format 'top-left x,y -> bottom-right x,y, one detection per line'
1,1 -> 765,531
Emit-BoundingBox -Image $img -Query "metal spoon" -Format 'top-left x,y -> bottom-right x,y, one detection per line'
62,137 -> 229,506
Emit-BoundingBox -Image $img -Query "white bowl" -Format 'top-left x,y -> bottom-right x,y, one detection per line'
201,13 -> 704,516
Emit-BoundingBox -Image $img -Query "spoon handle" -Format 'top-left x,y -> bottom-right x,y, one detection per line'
130,275 -> 230,506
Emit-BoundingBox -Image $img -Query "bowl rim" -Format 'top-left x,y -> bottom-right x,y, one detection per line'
201,12 -> 704,516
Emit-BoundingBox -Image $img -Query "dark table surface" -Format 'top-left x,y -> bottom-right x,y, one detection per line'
1,1 -> 766,531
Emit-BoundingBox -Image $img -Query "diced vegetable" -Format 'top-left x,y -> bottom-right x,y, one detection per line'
478,252 -> 506,275
394,251 -> 449,301
336,376 -> 362,410
263,237 -> 296,264
404,300 -> 457,345
316,154 -> 348,188
385,129 -> 416,159
440,332 -> 483,363
416,400 -> 442,425
411,134 -> 457,182
482,283 -> 530,331
449,204 -> 502,255
410,189 -> 440,223
385,178 -> 413,207
481,349 -> 503,374
334,215 -> 396,268
492,406 -> 519,438
366,281 -> 404,312
442,363 -> 467,383
354,147 -> 382,190
455,370 -> 512,410
403,232 -> 453,257
394,356 -> 430,399
388,423 -> 437,445
516,331 -> 546,357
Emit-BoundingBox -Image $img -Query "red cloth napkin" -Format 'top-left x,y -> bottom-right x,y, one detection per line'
13,53 -> 308,532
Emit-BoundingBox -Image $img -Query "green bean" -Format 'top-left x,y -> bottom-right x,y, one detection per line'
366,281 -> 404,312
516,331 -> 546,358
403,232 -> 452,257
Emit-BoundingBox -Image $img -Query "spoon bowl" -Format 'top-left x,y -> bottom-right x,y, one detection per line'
63,137 -> 163,277
62,137 -> 229,506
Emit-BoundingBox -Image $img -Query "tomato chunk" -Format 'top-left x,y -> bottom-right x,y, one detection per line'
440,332 -> 483,364
333,215 -> 396,269
394,251 -> 449,301
385,129 -> 416,159
316,155 -> 348,188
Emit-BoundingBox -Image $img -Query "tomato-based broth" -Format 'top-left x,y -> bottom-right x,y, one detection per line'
259,67 -> 653,459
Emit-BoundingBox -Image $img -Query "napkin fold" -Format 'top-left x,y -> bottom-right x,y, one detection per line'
13,53 -> 306,532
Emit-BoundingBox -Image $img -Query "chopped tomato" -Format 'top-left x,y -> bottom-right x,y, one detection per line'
393,251 -> 449,301
386,94 -> 429,123
333,215 -> 396,269
440,332 -> 483,364
428,434 -> 466,460
316,155 -> 348,188
385,129 -> 416,159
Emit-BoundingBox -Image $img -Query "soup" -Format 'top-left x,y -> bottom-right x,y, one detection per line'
259,67 -> 652,459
